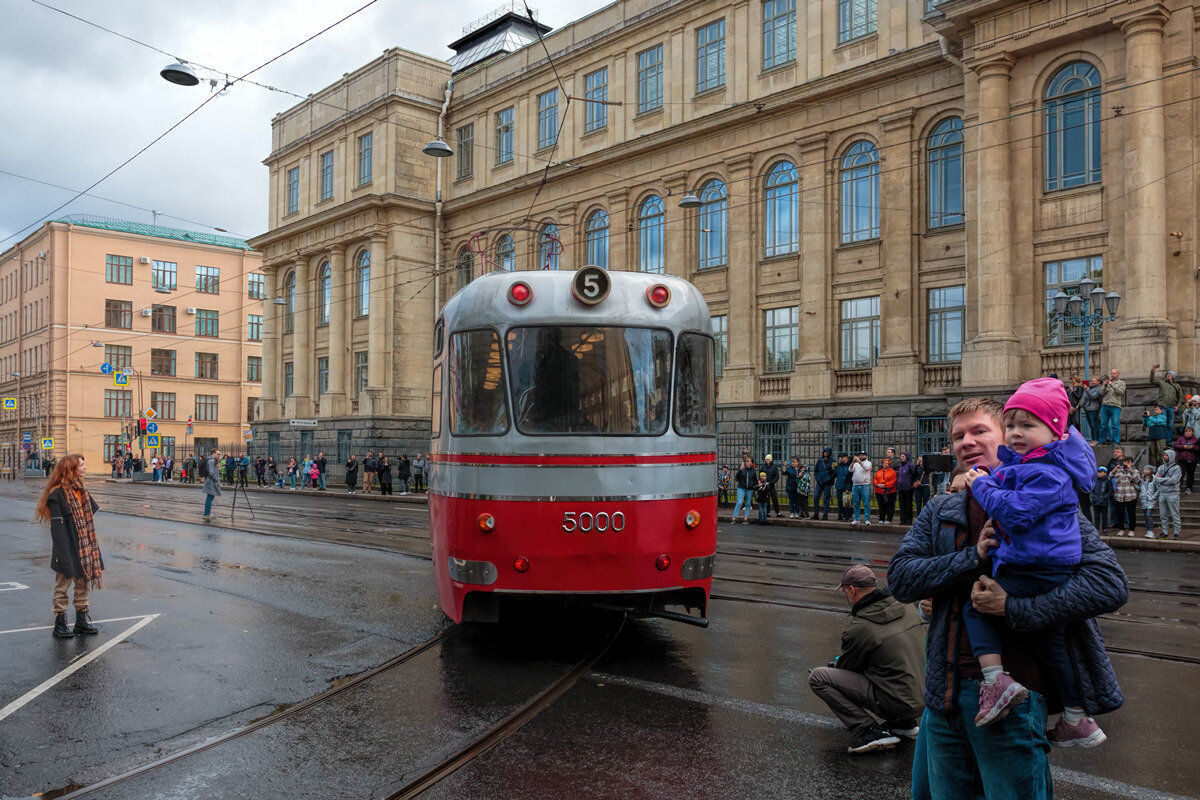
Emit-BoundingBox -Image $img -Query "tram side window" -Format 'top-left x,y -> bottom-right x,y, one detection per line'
431,363 -> 442,438
674,332 -> 716,437
506,326 -> 671,435
448,330 -> 509,436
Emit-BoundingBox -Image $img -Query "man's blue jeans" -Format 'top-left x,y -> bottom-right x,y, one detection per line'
917,679 -> 1051,800
851,484 -> 871,522
203,494 -> 214,516
815,483 -> 833,516
1100,404 -> 1122,444
1084,410 -> 1101,441
319,473 -> 326,490
732,487 -> 752,519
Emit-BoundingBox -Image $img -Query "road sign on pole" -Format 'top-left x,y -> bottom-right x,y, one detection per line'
146,422 -> 159,434
41,438 -> 53,450
145,407 -> 157,420
22,432 -> 31,443
113,373 -> 129,387
146,435 -> 160,448
2,397 -> 14,410
242,429 -> 254,443
100,363 -> 114,375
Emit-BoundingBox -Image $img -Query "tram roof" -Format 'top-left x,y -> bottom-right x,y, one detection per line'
440,270 -> 713,333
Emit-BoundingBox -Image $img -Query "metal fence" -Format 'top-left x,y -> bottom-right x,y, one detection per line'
715,431 -> 943,469
168,436 -> 431,485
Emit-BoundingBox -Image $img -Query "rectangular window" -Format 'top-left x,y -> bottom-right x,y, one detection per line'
840,296 -> 880,369
152,260 -> 177,291
927,285 -> 965,363
762,0 -> 796,70
637,45 -> 664,114
247,314 -> 263,342
150,348 -> 176,376
105,299 -> 132,329
711,315 -> 728,378
247,356 -> 262,383
696,20 -> 726,93
584,68 -> 609,132
763,306 -> 799,373
917,417 -> 950,456
246,397 -> 258,423
317,357 -> 329,395
103,434 -> 122,463
105,254 -> 132,284
357,132 -> 373,184
284,362 -> 294,398
300,430 -> 313,454
456,124 -> 474,179
319,150 -> 334,201
195,352 -> 218,380
537,90 -> 558,149
838,0 -> 877,43
248,272 -> 264,300
104,389 -> 132,419
195,309 -> 219,338
753,421 -> 790,465
104,345 -> 132,372
354,351 -> 368,396
160,435 -> 176,460
1045,255 -> 1104,347
286,166 -> 299,213
495,108 -> 514,165
831,419 -> 871,456
195,264 -> 220,294
151,304 -> 176,334
194,394 -> 218,422
337,430 -> 351,462
150,391 -> 176,421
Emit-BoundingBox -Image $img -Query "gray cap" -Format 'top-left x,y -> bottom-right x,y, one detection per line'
838,564 -> 878,589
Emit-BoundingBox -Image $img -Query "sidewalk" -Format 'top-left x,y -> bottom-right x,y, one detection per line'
103,477 -> 431,506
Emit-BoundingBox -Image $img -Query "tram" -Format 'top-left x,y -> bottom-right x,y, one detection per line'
428,266 -> 717,627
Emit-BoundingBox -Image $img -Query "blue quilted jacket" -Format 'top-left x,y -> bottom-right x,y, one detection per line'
887,490 -> 1127,715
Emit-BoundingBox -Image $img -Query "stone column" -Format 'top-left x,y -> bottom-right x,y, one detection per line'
365,234 -> 389,414
323,248 -> 348,416
875,109 -> 920,397
291,257 -> 314,417
662,172 -> 689,279
1109,6 -> 1172,371
961,54 -> 1021,389
794,132 -> 833,400
260,265 -> 279,414
719,153 -> 756,404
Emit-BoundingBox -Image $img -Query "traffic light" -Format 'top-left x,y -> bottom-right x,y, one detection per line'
138,417 -> 148,433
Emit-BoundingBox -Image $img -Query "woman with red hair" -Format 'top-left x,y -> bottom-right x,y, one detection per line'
35,454 -> 103,638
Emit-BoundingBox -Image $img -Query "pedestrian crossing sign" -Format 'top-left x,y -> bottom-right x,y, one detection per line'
113,372 -> 129,387
41,438 -> 53,450
2,397 -> 14,410
146,434 -> 161,448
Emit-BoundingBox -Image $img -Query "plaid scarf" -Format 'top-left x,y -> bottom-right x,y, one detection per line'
63,479 -> 103,589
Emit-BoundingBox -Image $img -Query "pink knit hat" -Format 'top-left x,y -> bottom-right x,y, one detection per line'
1004,377 -> 1071,438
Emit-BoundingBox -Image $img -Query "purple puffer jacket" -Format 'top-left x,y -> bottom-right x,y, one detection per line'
970,427 -> 1097,574
895,452 -> 917,490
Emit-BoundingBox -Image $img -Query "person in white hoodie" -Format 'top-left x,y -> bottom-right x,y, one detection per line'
850,451 -> 873,526
1153,449 -> 1183,540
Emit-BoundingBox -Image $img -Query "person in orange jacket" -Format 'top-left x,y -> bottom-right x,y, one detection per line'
874,457 -> 898,523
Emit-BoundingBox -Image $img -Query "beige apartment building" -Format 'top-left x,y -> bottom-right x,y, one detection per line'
0,216 -> 263,472
251,0 -> 1198,456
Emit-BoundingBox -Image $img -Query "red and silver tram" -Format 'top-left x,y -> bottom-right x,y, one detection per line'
428,266 -> 717,626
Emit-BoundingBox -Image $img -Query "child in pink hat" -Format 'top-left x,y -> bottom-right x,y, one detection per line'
962,377 -> 1113,747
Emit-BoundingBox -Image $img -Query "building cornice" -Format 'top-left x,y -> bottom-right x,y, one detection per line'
265,91 -> 442,165
248,193 -> 435,258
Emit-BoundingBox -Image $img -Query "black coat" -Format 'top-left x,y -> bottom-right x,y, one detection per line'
398,459 -> 411,479
345,459 -> 359,483
48,488 -> 101,578
377,463 -> 392,482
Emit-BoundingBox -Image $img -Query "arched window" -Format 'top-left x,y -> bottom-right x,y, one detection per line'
764,161 -> 798,256
697,179 -> 728,269
318,262 -> 331,324
840,140 -> 879,243
538,224 -> 560,270
585,209 -> 609,269
495,234 -> 515,272
355,250 -> 370,316
284,271 -> 296,332
927,117 -> 965,228
456,247 -> 473,290
1044,61 -> 1102,192
637,195 -> 665,274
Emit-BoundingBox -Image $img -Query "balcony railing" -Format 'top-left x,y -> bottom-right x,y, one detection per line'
835,369 -> 872,394
922,363 -> 961,391
759,375 -> 790,397
1040,349 -> 1099,379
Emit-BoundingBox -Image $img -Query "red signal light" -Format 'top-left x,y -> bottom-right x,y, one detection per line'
655,554 -> 671,571
508,281 -> 532,306
646,284 -> 671,308
138,418 -> 148,432
477,513 -> 496,532
513,556 -> 531,573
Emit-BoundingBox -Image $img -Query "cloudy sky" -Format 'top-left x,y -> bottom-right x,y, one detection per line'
1,0 -> 610,248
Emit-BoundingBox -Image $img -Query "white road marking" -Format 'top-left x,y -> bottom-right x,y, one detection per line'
0,614 -> 159,723
0,581 -> 29,591
0,615 -> 155,635
590,672 -> 1196,800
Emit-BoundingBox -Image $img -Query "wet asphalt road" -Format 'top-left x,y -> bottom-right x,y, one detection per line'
1,480 -> 1198,799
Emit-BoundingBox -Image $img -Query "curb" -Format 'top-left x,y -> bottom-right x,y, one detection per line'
103,478 -> 431,506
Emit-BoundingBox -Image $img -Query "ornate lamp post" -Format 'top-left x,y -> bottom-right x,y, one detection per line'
1049,277 -> 1121,383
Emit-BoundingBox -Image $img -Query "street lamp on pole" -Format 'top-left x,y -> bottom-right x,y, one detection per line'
1049,280 -> 1121,383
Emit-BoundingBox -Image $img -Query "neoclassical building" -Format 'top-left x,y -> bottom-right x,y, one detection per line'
250,0 -> 1198,456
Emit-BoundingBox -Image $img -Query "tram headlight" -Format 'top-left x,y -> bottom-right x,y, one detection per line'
477,512 -> 496,532
508,281 -> 532,306
684,509 -> 702,529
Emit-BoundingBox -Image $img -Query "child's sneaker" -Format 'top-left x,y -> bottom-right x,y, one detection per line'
974,673 -> 1029,727
1048,716 -> 1106,748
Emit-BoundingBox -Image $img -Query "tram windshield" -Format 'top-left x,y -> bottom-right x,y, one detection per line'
448,329 -> 509,435
506,326 -> 672,434
674,332 -> 716,436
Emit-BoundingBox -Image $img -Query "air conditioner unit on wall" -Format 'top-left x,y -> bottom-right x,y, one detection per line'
140,309 -> 152,317
186,307 -> 196,315
139,257 -> 150,264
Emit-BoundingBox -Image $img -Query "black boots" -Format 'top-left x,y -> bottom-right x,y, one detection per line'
74,609 -> 99,636
53,613 -> 74,638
